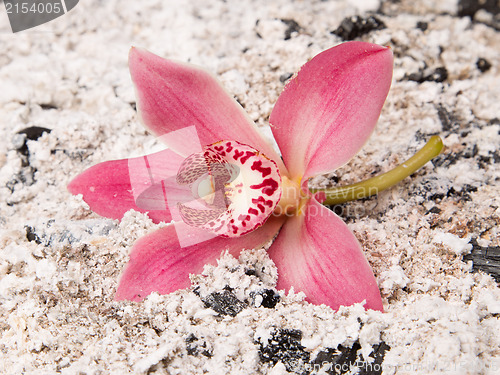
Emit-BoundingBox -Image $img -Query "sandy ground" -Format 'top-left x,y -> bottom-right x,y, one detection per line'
0,0 -> 499,374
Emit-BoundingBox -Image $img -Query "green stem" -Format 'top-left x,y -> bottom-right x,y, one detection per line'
310,136 -> 444,206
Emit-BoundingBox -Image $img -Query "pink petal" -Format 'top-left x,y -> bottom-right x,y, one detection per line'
68,149 -> 185,223
128,48 -> 287,173
115,216 -> 285,301
267,198 -> 383,311
269,42 -> 393,179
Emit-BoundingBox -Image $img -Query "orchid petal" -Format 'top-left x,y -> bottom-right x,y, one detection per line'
68,149 -> 185,223
269,41 -> 393,179
267,198 -> 383,311
115,216 -> 285,301
128,47 -> 286,173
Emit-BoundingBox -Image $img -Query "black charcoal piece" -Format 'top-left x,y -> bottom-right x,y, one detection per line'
427,206 -> 442,214
5,167 -> 36,193
427,67 -> 448,82
311,341 -> 390,375
332,15 -> 386,40
280,72 -> 293,83
463,239 -> 500,282
17,126 -> 52,141
476,58 -> 492,73
436,105 -> 455,132
407,67 -> 448,83
258,329 -> 310,374
311,343 -> 360,374
26,225 -> 42,244
202,289 -> 247,317
281,18 -> 301,40
13,126 -> 52,158
358,342 -> 391,375
416,21 -> 428,31
251,289 -> 280,308
458,0 -> 500,18
185,333 -> 212,357
40,103 -> 58,110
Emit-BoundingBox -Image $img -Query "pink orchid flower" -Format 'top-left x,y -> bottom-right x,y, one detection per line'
68,41 -> 393,311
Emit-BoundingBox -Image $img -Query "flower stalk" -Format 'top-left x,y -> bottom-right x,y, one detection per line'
311,136 -> 444,206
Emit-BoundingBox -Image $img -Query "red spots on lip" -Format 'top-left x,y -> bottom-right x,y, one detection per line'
233,150 -> 244,160
250,178 -> 279,196
180,140 -> 281,238
239,151 -> 255,164
252,196 -> 274,208
251,160 -> 272,177
238,214 -> 251,227
248,208 -> 259,215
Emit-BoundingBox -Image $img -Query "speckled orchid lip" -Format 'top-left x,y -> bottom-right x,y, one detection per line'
122,130 -> 284,244
175,140 -> 282,238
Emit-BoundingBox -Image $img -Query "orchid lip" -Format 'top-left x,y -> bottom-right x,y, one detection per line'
175,140 -> 282,237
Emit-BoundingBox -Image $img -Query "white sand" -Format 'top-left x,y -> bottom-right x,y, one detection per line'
1,0 -> 499,374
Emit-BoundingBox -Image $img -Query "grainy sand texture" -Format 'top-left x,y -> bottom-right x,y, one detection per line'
0,1 -> 499,374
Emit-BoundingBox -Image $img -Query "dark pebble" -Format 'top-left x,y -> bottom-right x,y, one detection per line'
281,18 -> 301,40
12,126 -> 52,160
279,72 -> 293,83
463,239 -> 500,282
311,341 -> 390,375
458,0 -> 500,18
250,289 -> 280,308
332,15 -> 386,41
416,21 -> 428,31
202,289 -> 247,317
476,58 -> 492,73
258,329 -> 310,374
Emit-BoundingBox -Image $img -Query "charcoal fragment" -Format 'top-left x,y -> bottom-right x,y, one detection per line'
40,103 -> 58,110
202,289 -> 247,317
407,67 -> 448,83
5,167 -> 36,193
416,21 -> 428,31
258,329 -> 310,374
476,58 -> 492,73
17,126 -> 52,141
251,289 -> 280,308
311,341 -> 390,375
281,19 -> 301,40
332,15 -> 386,40
427,206 -> 442,214
26,225 -> 42,244
12,126 -> 52,162
312,343 -> 359,374
428,67 -> 448,82
280,72 -> 293,83
458,0 -> 500,18
185,333 -> 212,357
463,239 -> 500,282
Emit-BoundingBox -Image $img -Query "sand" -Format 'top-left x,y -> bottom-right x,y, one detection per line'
0,0 -> 499,374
